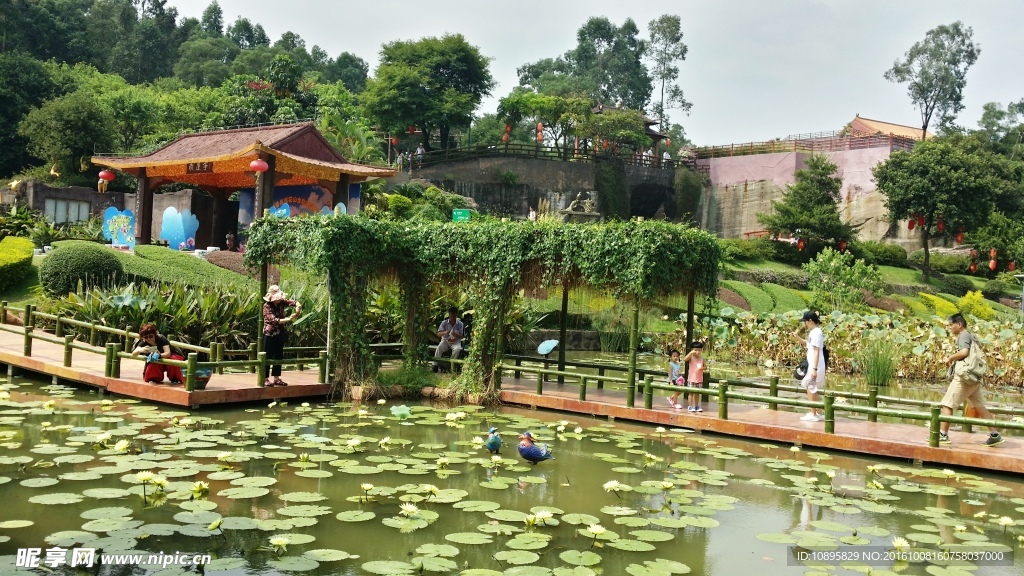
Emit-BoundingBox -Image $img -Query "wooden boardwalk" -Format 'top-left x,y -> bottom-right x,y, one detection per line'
497,378 -> 1024,475
0,330 -> 331,407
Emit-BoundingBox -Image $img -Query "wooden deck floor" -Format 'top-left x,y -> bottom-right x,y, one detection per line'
0,330 -> 331,407
497,378 -> 1024,475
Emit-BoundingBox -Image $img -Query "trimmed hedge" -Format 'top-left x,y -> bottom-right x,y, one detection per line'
39,241 -> 123,297
761,283 -> 807,312
721,280 -> 774,314
0,237 -> 35,294
856,241 -> 908,268
918,292 -> 959,317
134,246 -> 252,288
942,275 -> 974,297
908,251 -> 971,275
982,280 -> 1010,301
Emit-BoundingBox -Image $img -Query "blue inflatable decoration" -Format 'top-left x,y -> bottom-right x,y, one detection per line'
102,207 -> 136,249
159,207 -> 200,251
485,427 -> 502,454
537,340 -> 559,357
517,431 -> 553,465
270,203 -> 291,218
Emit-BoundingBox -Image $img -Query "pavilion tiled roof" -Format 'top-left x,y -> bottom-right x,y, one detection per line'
849,114 -> 933,140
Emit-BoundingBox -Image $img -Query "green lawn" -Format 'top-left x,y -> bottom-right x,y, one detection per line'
726,259 -> 801,273
0,255 -> 43,307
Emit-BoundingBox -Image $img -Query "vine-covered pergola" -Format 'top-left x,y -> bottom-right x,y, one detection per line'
245,217 -> 722,398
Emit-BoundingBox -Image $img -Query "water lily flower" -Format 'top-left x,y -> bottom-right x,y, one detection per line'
472,436 -> 484,445
113,440 -> 130,452
997,516 -> 1015,527
534,510 -> 553,521
556,425 -> 565,433
42,400 -> 56,411
192,481 -> 210,496
357,409 -> 369,417
587,524 -> 606,536
492,455 -> 503,462
378,437 -> 391,448
603,480 -> 624,493
790,446 -> 800,452
150,476 -> 167,489
208,518 -> 222,531
95,432 -> 112,444
435,457 -> 449,468
974,511 -> 988,518
644,452 -> 663,463
301,402 -> 310,408
399,503 -> 420,517
135,471 -> 154,483
942,469 -> 955,477
267,402 -> 277,409
825,470 -> 836,478
954,525 -> 966,532
655,427 -> 666,434
574,427 -> 583,434
360,483 -> 374,492
661,481 -> 675,490
377,399 -> 387,405
100,400 -> 113,406
299,453 -> 310,462
347,438 -> 362,448
891,537 -> 910,552
179,418 -> 192,426
217,452 -> 232,461
40,422 -> 51,428
269,536 -> 290,552
523,514 -> 537,527
0,391 -> 9,400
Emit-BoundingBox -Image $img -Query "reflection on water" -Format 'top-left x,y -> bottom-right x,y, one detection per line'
0,373 -> 1022,575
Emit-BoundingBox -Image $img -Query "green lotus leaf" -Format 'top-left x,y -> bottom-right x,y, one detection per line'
479,481 -> 511,489
271,532 -> 316,545
172,511 -> 221,525
477,523 -> 522,535
454,500 -> 501,512
301,549 -> 357,562
229,476 -> 276,487
502,566 -> 552,576
0,520 -> 33,529
335,510 -> 375,522
360,560 -> 415,575
415,543 -> 459,557
650,517 -> 688,529
89,536 -> 137,551
409,556 -> 458,572
280,492 -> 327,503
29,492 -> 83,505
606,539 -> 656,552
681,516 -> 719,529
140,523 -> 182,536
615,517 -> 651,527
382,516 -> 429,533
20,478 -> 60,488
456,571 -> 502,576
295,470 -> 333,478
562,513 -> 600,526
81,518 -> 142,532
267,557 -> 319,572
600,506 -> 638,516
216,487 -> 269,499
855,526 -> 890,537
54,454 -> 94,464
906,533 -> 943,545
206,471 -> 245,481
277,505 -> 332,517
809,520 -> 853,533
45,530 -> 99,547
630,530 -> 674,542
505,538 -> 548,550
81,488 -> 132,499
559,550 -> 602,566
486,509 -> 529,522
445,532 -> 493,545
205,558 -> 247,571
494,550 -> 539,565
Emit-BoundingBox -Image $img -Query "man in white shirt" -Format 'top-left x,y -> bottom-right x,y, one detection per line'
434,306 -> 464,371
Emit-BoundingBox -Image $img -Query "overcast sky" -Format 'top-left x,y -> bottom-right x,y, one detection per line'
168,0 -> 1024,144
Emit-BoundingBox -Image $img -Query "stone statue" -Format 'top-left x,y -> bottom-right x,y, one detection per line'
559,191 -> 600,223
567,192 -> 584,212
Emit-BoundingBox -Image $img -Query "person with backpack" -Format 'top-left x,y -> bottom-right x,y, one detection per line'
938,314 -> 1003,446
792,310 -> 827,422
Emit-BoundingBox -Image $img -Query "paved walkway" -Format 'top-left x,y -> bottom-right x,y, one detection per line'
497,377 -> 1024,474
0,330 -> 331,407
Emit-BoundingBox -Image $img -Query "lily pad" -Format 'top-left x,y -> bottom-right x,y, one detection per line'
205,558 -> 248,571
82,488 -> 132,499
361,560 -> 415,575
216,487 -> 269,499
559,550 -> 602,566
445,532 -> 493,545
562,513 -> 600,525
302,549 -> 358,562
631,530 -> 675,542
336,510 -> 375,522
454,500 -> 501,512
20,478 -> 60,488
271,532 -> 316,545
267,557 -> 319,572
277,505 -> 332,517
411,556 -> 458,572
606,539 -> 657,552
495,550 -> 539,565
29,492 -> 83,505
0,520 -> 33,529
415,543 -> 460,557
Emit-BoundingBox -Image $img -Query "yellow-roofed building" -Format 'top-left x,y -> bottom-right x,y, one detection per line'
847,114 -> 933,140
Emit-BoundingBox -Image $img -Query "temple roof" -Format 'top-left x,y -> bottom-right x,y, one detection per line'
93,123 -> 394,186
849,114 -> 933,140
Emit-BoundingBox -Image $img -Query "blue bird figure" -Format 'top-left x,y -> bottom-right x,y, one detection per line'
485,427 -> 502,454
517,431 -> 553,465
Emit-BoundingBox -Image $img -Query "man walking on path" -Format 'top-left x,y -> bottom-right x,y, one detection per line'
938,314 -> 1003,446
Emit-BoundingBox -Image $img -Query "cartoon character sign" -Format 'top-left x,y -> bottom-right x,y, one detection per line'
103,207 -> 136,249
236,185 -> 338,246
159,207 -> 200,251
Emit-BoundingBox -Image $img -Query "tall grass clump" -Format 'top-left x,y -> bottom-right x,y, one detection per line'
856,339 -> 902,387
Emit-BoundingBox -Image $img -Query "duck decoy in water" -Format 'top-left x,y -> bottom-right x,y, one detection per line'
517,431 -> 553,465
486,427 -> 502,454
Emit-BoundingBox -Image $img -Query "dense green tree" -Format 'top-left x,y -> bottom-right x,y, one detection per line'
230,46 -> 279,76
226,17 -> 269,49
18,90 -> 115,173
469,114 -> 532,147
497,88 -> 591,159
322,51 -> 368,93
100,85 -> 160,152
0,52 -> 59,177
873,140 -> 999,278
758,153 -> 855,245
199,1 -> 223,37
578,108 -> 650,152
518,17 -> 652,109
646,14 -> 691,128
362,34 -> 494,150
885,21 -> 980,138
174,36 -> 239,87
83,0 -> 138,72
975,100 -> 1024,159
0,0 -> 93,65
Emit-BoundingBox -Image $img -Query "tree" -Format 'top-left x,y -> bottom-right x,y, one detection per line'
322,51 -> 368,93
200,1 -> 224,37
497,88 -> 591,159
646,14 -> 691,129
873,140 -> 998,279
174,36 -> 239,87
101,86 -> 160,152
18,90 -> 115,174
757,153 -> 854,244
0,51 -> 58,177
362,34 -> 494,150
518,17 -> 652,109
578,108 -> 650,152
803,248 -> 884,313
226,17 -> 270,49
884,22 -> 980,139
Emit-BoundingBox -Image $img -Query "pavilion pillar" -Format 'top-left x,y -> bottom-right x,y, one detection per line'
134,168 -> 153,245
333,174 -> 350,211
253,155 -> 276,219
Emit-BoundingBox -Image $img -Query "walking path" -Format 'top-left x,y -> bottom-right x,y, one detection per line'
497,378 -> 1024,474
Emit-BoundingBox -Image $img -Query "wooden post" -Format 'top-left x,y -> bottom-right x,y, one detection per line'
717,382 -> 728,420
579,377 -> 587,401
111,344 -> 122,378
929,406 -> 941,448
214,342 -> 224,375
643,376 -> 653,410
22,304 -> 33,357
824,395 -> 835,434
124,325 -> 133,351
89,323 -> 98,346
63,336 -> 73,367
867,385 -> 878,423
597,366 -> 605,389
55,317 -> 63,337
536,370 -> 543,395
104,343 -> 114,377
626,377 -> 636,408
248,343 -> 257,373
318,351 -> 328,384
557,284 -> 569,384
257,351 -> 267,386
22,303 -> 32,328
626,300 -> 640,405
135,168 -> 153,245
185,353 -> 198,392
769,376 -> 779,410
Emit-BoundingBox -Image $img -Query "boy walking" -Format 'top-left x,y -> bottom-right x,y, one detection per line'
938,314 -> 1003,446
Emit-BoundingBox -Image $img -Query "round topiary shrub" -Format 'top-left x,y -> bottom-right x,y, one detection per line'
942,275 -> 975,297
39,241 -> 123,297
982,280 -> 1009,301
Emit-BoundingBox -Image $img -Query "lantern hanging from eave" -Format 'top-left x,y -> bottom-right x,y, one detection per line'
98,170 -> 115,182
989,259 -> 997,271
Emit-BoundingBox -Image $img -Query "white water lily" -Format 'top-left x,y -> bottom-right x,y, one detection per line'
113,440 -> 130,452
270,536 -> 290,548
399,503 -> 420,517
422,484 -> 440,495
377,398 -> 387,405
95,432 -> 112,443
891,537 -> 910,552
360,483 -> 374,492
208,518 -> 222,531
790,446 -> 801,452
655,427 -> 666,433
523,514 -> 537,527
150,475 -> 167,488
135,471 -> 154,483
0,390 -> 9,400
587,524 -> 606,536
997,516 -> 1015,526
574,427 -> 583,434
346,438 -> 362,447
472,436 -> 484,444
179,418 -> 192,426
435,457 -> 449,468
661,481 -> 675,490
954,525 -> 967,532
556,425 -> 566,433
534,510 -> 553,520
267,402 -> 277,409
378,437 -> 391,447
644,452 -> 663,463
491,455 -> 503,462
299,453 -> 310,462
300,402 -> 310,407
603,480 -> 623,492
100,400 -> 113,406
357,409 -> 369,417
40,422 -> 51,428
217,452 -> 232,461
825,470 -> 836,478
942,469 -> 956,477
42,400 -> 56,411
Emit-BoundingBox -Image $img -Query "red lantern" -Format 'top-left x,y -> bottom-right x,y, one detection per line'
408,126 -> 416,134
391,137 -> 399,145
98,170 -> 115,182
501,133 -> 509,143
908,219 -> 916,231
1009,261 -> 1017,272
797,239 -> 806,251
504,124 -> 512,133
989,259 -> 997,271
917,215 -> 925,227
665,139 -> 672,147
989,248 -> 998,259
839,240 -> 847,252
970,262 -> 978,273
970,249 -> 979,259
936,219 -> 945,232
249,159 -> 269,173
955,232 -> 964,244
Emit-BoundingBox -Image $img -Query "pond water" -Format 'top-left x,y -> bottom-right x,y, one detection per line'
1,373 -> 1023,576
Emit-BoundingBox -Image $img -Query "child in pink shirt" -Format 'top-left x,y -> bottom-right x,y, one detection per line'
684,343 -> 706,412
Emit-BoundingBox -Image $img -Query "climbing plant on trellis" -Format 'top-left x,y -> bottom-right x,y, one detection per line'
245,216 -> 722,400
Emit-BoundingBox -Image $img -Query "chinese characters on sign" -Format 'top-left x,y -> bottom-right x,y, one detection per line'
186,162 -> 213,174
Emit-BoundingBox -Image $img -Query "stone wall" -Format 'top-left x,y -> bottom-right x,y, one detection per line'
1,181 -> 126,220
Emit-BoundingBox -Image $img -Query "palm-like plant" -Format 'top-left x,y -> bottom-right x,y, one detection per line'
319,112 -> 384,163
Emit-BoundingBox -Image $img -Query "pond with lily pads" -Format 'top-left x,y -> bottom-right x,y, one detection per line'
1,375 -> 1023,576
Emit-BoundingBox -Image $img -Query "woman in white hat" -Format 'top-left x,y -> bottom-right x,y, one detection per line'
262,285 -> 301,386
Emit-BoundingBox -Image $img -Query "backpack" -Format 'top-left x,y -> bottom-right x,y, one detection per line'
823,346 -> 830,369
954,337 -> 988,384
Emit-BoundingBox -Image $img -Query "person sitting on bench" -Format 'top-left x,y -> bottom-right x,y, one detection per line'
434,306 -> 464,371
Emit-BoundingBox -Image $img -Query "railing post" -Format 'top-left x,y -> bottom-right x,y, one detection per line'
542,359 -> 549,383
214,342 -> 224,375
717,382 -> 728,420
514,357 -> 521,380
257,352 -> 267,386
248,343 -> 257,373
929,406 -> 941,448
824,395 -> 835,434
318,351 -> 328,384
110,344 -> 122,378
643,376 -> 653,410
63,336 -> 74,367
597,367 -> 605,389
89,323 -> 98,347
0,301 -> 6,324
867,385 -> 878,423
579,377 -> 587,402
536,370 -> 544,395
185,353 -> 197,392
626,377 -> 636,408
55,317 -> 64,338
769,376 -> 779,411
22,305 -> 34,357
22,303 -> 32,327
104,343 -> 114,377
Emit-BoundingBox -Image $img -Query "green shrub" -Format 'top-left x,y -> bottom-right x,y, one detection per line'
803,248 -> 883,313
982,280 -> 1009,301
0,237 -> 35,294
738,269 -> 809,289
376,366 -> 439,397
39,241 -> 123,297
857,241 -> 908,268
134,246 -> 252,288
908,251 -> 971,274
942,275 -> 975,297
856,338 -> 903,387
386,194 -> 413,218
721,280 -> 774,314
718,238 -> 775,262
957,291 -> 996,321
897,295 -> 931,317
918,293 -> 959,317
761,283 -> 807,312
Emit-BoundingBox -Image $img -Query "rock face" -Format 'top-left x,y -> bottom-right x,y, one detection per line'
697,149 -> 918,245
